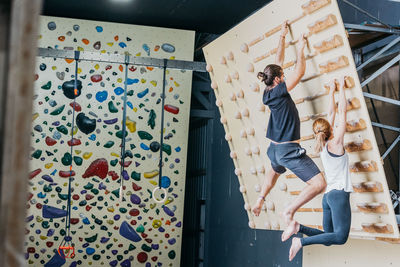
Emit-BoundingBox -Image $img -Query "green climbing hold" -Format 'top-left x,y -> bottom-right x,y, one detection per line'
106,244 -> 113,250
110,159 -> 118,166
56,125 -> 68,135
168,250 -> 176,260
136,224 -> 145,233
116,130 -> 128,139
60,229 -> 66,236
162,143 -> 171,155
117,255 -> 123,261
50,105 -> 65,116
130,144 -> 136,150
73,156 -> 83,166
103,141 -> 115,148
111,189 -> 120,198
148,109 -> 156,129
91,188 -> 99,195
128,244 -> 136,251
127,90 -> 134,96
131,171 -> 141,181
32,150 -> 42,159
119,207 -> 127,213
141,244 -> 152,252
41,81 -> 51,90
42,221 -> 50,229
43,185 -> 52,192
84,182 -> 94,190
61,152 -> 72,166
93,254 -> 101,260
134,153 -> 141,158
137,131 -> 153,140
85,233 -> 98,243
58,193 -> 68,200
108,101 -> 118,113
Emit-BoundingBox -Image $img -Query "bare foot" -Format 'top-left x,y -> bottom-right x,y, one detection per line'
281,208 -> 294,226
289,237 -> 302,261
281,220 -> 299,242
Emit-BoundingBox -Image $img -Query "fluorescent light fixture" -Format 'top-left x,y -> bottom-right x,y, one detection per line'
110,0 -> 134,3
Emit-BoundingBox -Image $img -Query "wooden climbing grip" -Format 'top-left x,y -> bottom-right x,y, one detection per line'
353,181 -> 383,193
301,0 -> 331,15
307,14 -> 337,35
313,34 -> 343,53
345,139 -> 372,153
346,118 -> 367,133
319,55 -> 349,74
357,202 -> 388,213
350,160 -> 378,173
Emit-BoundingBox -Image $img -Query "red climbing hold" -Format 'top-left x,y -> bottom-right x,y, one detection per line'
85,194 -> 94,200
36,203 -> 43,209
129,208 -> 140,217
145,238 -> 152,244
108,171 -> 119,181
129,66 -> 137,72
45,136 -> 57,146
72,194 -> 80,200
29,168 -> 41,179
164,104 -> 179,114
119,160 -> 132,167
70,218 -> 79,224
46,241 -> 54,248
90,74 -> 103,83
27,192 -> 34,201
59,170 -> 76,178
67,138 -> 81,146
151,256 -> 158,262
27,247 -> 35,253
85,205 -> 92,211
137,252 -> 148,263
141,233 -> 148,238
69,102 -> 82,112
82,158 -> 109,179
132,182 -> 142,191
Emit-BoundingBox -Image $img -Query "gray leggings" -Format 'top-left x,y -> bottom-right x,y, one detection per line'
299,189 -> 351,246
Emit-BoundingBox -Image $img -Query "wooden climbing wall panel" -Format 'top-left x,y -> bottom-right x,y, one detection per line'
203,0 -> 399,239
26,16 -> 194,266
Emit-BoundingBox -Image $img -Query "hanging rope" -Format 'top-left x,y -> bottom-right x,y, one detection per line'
119,54 -> 130,202
59,51 -> 80,258
153,59 -> 168,203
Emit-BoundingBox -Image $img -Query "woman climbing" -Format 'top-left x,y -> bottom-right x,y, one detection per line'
282,77 -> 353,261
252,21 -> 326,227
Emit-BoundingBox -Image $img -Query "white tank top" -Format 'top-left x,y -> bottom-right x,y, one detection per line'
320,143 -> 353,193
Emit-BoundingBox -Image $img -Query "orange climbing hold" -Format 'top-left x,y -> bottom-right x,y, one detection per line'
65,59 -> 74,64
58,36 -> 65,41
82,38 -> 90,45
119,65 -> 123,72
114,35 -> 119,41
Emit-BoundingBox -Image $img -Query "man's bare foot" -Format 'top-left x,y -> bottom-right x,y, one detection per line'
289,237 -> 302,261
281,208 -> 294,226
281,220 -> 299,242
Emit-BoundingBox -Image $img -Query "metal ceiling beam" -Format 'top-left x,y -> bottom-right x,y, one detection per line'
345,23 -> 400,35
38,47 -> 207,72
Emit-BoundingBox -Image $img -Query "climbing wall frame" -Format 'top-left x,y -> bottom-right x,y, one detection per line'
203,0 -> 399,239
26,16 -> 194,266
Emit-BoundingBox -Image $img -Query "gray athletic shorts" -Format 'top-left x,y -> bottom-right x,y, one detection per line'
267,142 -> 320,182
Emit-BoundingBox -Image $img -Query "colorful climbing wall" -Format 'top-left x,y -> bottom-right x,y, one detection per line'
26,16 -> 194,266
203,0 -> 399,240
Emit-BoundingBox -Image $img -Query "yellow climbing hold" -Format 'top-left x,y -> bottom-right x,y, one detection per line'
107,42 -> 114,47
107,220 -> 114,225
107,206 -> 115,212
136,52 -> 141,56
150,203 -> 156,209
169,56 -> 175,60
144,170 -> 159,178
101,50 -> 106,54
77,46 -> 84,51
174,81 -> 180,87
133,107 -> 138,112
71,126 -> 78,135
75,150 -> 81,155
52,66 -> 57,70
152,219 -> 162,228
166,70 -> 170,75
164,196 -> 174,205
36,216 -> 43,222
126,117 -> 136,133
40,235 -> 47,240
83,152 -> 93,160
94,64 -> 99,70
117,78 -> 122,83
45,163 -> 53,169
141,79 -> 146,83
149,180 -> 158,186
77,68 -> 82,74
111,152 -> 119,157
32,113 -> 39,121
63,183 -> 68,187
150,80 -> 157,87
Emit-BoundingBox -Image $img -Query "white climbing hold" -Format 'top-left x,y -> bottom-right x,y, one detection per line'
247,63 -> 254,72
234,168 -> 242,176
250,82 -> 260,92
211,81 -> 218,90
227,51 -> 234,61
254,184 -> 261,192
206,64 -> 213,72
225,75 -> 232,83
231,71 -> 239,80
215,99 -> 223,107
237,89 -> 244,98
258,103 -> 266,112
264,221 -> 271,230
279,183 -> 287,191
235,111 -> 242,119
230,151 -> 237,159
246,127 -> 255,136
230,92 -> 237,101
250,166 -> 257,174
220,56 -> 227,64
257,165 -> 265,174
266,200 -> 275,211
252,146 -> 260,155
240,43 -> 249,53
240,129 -> 247,138
220,117 -> 227,124
241,108 -> 249,117
225,133 -> 232,141
245,147 -> 252,156
239,185 -> 246,193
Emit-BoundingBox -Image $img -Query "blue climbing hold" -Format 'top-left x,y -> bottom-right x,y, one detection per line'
142,44 -> 150,56
95,91 -> 108,103
127,101 -> 133,110
44,251 -> 66,267
42,205 -> 67,219
114,87 -> 124,96
127,78 -> 139,85
86,247 -> 95,255
137,88 -> 149,98
140,143 -> 150,150
161,176 -> 171,188
119,221 -> 142,242
119,42 -> 127,48
95,26 -> 103,33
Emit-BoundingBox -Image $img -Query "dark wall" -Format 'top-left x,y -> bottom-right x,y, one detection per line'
203,114 -> 301,267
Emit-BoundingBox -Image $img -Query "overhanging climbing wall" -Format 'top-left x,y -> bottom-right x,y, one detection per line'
26,16 -> 194,266
203,0 -> 399,239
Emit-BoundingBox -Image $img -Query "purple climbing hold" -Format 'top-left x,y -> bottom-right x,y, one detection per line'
42,175 -> 54,183
120,259 -> 131,267
122,170 -> 129,181
100,237 -> 109,243
163,206 -> 175,217
26,215 -> 34,222
110,260 -> 118,267
119,221 -> 142,242
130,194 -> 141,205
42,205 -> 67,219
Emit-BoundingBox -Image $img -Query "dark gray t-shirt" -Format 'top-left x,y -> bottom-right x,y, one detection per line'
263,82 -> 300,142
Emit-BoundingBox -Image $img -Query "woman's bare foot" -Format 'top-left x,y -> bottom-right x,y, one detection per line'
281,220 -> 300,242
289,237 -> 302,261
281,208 -> 294,226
